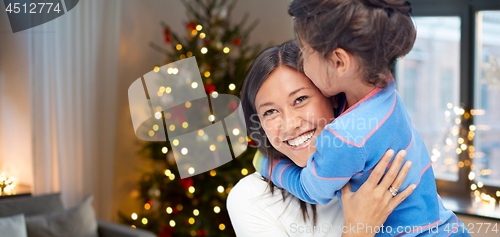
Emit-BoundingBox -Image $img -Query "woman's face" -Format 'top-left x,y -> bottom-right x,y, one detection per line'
254,66 -> 335,167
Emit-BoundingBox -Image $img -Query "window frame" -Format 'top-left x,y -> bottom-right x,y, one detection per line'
408,0 -> 500,198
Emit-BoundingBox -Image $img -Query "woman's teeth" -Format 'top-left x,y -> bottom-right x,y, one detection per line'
286,130 -> 315,147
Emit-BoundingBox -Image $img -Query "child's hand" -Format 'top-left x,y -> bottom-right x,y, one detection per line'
340,149 -> 415,237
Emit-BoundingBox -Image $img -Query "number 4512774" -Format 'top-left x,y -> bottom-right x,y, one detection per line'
5,3 -> 61,14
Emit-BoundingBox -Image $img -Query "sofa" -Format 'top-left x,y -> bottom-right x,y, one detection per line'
0,193 -> 155,237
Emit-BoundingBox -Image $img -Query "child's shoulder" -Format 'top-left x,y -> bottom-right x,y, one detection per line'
324,80 -> 406,146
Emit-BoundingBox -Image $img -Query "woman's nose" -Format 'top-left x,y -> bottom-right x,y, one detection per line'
282,111 -> 301,131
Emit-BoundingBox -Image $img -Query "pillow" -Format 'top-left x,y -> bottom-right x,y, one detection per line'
0,214 -> 28,237
25,194 -> 98,237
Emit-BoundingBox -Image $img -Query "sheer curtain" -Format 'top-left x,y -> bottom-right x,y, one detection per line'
30,0 -> 121,220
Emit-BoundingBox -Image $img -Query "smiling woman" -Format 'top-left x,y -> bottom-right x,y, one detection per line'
254,65 -> 335,167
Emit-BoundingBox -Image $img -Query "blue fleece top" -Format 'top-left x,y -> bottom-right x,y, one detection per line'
259,79 -> 469,236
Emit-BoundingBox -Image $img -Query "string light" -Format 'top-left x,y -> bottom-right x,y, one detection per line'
233,128 -> 240,135
189,217 -> 195,224
200,33 -> 206,38
214,206 -> 220,213
144,203 -> 151,210
193,209 -> 199,216
229,83 -> 236,90
208,115 -> 215,122
241,168 -> 248,175
142,218 -> 148,225
181,148 -> 188,155
162,147 -> 168,154
217,186 -> 224,193
169,125 -> 175,131
211,91 -> 218,98
223,47 -> 230,53
191,82 -> 198,88
165,169 -> 171,176
191,29 -> 197,35
219,223 -> 226,230
169,220 -> 176,227
148,131 -> 154,137
173,139 -> 179,146
182,122 -> 189,128
166,207 -> 173,214
180,54 -> 186,59
188,167 -> 195,174
176,44 -> 182,50
201,47 -> 208,54
188,186 -> 195,193
210,170 -> 216,176
166,87 -> 172,93
155,112 -> 162,119
131,213 -> 138,220
198,130 -> 204,136
169,174 -> 175,180
153,124 -> 159,131
185,101 -> 192,108
187,52 -> 193,57
210,145 -> 216,151
154,66 -> 160,72
196,25 -> 203,31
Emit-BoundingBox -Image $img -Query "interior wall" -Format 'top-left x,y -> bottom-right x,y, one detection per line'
0,9 -> 34,190
112,0 -> 295,221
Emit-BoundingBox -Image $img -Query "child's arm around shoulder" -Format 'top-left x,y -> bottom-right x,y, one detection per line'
257,126 -> 367,204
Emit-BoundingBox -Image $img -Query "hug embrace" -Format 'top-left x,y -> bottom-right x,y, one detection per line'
227,0 -> 472,236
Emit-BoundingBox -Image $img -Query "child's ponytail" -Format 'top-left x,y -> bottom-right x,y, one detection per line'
289,0 -> 417,88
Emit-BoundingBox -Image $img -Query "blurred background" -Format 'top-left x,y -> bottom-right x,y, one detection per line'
0,0 -> 499,236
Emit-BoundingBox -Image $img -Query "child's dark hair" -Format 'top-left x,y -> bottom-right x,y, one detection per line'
289,0 -> 416,88
240,40 -> 317,225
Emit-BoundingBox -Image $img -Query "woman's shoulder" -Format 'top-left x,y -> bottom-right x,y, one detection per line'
227,172 -> 282,207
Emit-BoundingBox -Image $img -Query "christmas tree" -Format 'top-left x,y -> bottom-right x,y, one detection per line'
118,0 -> 262,236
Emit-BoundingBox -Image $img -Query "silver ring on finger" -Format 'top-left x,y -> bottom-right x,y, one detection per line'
388,186 -> 398,197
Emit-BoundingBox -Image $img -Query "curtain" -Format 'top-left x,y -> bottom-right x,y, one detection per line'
30,0 -> 121,220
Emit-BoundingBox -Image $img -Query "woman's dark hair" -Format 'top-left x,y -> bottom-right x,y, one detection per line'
289,0 -> 416,88
240,40 -> 317,224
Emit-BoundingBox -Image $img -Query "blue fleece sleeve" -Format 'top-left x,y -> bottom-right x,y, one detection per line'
258,128 -> 366,204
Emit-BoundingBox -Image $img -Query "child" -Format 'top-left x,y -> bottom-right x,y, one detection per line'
255,0 -> 470,236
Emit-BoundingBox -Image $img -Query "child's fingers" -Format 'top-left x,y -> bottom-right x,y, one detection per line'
378,150 -> 407,191
389,184 -> 416,210
365,149 -> 394,189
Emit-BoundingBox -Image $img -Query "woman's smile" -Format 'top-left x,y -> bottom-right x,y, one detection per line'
283,129 -> 315,149
254,65 -> 335,167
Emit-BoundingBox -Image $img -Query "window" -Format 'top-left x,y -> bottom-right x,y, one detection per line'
396,16 -> 461,182
395,0 -> 500,213
473,11 -> 500,188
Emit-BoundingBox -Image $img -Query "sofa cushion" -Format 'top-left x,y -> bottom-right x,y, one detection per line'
0,214 -> 28,237
25,194 -> 98,237
0,193 -> 64,218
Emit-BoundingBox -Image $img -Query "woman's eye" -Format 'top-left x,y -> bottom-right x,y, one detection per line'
263,109 -> 277,116
294,96 -> 308,105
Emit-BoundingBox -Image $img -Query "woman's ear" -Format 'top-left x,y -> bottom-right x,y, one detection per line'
328,48 -> 352,78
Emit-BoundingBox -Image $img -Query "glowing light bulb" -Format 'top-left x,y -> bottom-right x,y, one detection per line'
201,47 -> 208,54
131,213 -> 138,220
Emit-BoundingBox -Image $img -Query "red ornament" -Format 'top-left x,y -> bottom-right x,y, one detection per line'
248,140 -> 256,146
197,229 -> 207,237
159,223 -> 175,237
147,200 -> 152,206
179,177 -> 193,189
164,28 -> 171,43
187,22 -> 196,31
204,85 -> 216,94
204,39 -> 211,45
233,38 -> 241,46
